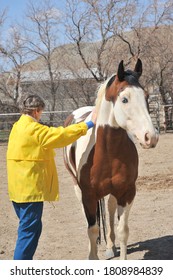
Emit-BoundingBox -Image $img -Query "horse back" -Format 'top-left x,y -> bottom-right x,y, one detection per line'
63,106 -> 95,184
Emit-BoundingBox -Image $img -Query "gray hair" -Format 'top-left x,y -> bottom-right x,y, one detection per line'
19,94 -> 45,114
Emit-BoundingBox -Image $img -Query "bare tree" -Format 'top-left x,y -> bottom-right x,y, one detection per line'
65,0 -> 138,81
64,0 -> 173,105
62,0 -> 140,107
0,7 -> 7,32
22,0 -> 65,124
1,0 -> 172,116
138,1 -> 173,103
0,26 -> 28,106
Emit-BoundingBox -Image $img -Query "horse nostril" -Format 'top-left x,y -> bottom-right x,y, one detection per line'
145,132 -> 150,143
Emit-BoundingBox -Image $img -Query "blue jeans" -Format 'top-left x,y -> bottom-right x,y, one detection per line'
12,201 -> 43,260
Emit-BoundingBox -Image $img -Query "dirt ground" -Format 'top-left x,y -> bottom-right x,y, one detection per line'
0,133 -> 173,260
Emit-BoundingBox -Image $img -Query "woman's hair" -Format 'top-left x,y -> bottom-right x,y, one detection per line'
19,94 -> 45,115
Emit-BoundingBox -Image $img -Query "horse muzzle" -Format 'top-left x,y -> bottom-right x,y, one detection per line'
140,129 -> 159,149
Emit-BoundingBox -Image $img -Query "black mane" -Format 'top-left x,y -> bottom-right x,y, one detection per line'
124,70 -> 142,88
106,70 -> 142,89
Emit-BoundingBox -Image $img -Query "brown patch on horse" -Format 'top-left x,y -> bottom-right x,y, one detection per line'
78,111 -> 92,122
93,125 -> 138,206
64,114 -> 74,127
70,144 -> 76,172
64,111 -> 92,127
63,144 -> 78,185
80,125 -> 138,213
105,77 -> 129,103
77,146 -> 97,226
105,59 -> 143,103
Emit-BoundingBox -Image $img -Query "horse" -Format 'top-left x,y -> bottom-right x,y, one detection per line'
63,59 -> 158,260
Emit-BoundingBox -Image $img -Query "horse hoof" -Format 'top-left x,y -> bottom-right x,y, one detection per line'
105,246 -> 117,259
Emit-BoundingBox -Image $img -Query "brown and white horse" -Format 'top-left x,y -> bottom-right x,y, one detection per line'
63,59 -> 158,260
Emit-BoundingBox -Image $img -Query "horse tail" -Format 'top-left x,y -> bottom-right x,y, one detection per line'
97,198 -> 107,244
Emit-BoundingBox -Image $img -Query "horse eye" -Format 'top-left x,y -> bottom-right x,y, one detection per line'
122,97 -> 128,103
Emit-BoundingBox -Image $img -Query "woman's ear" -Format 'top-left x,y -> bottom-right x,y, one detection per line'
31,109 -> 38,119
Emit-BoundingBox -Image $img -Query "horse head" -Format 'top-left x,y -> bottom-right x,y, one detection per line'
97,59 -> 159,149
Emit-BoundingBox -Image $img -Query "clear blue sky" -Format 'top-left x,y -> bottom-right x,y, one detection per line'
0,0 -> 66,28
1,0 -> 27,19
1,0 -> 152,29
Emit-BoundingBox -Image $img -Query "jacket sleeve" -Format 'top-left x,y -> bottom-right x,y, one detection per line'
33,122 -> 88,149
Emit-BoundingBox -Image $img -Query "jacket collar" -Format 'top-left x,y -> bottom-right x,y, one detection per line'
20,114 -> 38,122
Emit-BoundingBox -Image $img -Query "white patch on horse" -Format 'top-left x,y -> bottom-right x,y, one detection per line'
73,106 -> 93,122
64,106 -> 94,178
65,145 -> 76,176
76,128 -> 95,183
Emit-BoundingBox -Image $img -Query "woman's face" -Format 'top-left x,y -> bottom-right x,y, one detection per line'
32,109 -> 43,121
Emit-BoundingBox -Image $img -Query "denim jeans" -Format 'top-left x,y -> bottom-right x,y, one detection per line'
12,201 -> 43,260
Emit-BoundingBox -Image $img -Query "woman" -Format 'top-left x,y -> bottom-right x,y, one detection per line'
7,94 -> 96,260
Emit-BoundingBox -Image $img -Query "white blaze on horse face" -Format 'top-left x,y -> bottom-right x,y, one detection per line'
114,86 -> 158,148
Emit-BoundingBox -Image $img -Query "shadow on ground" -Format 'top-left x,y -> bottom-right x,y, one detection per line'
127,235 -> 173,260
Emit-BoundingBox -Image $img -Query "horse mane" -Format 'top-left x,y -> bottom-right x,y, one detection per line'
95,75 -> 116,112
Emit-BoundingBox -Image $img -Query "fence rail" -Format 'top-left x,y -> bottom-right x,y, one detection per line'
163,104 -> 173,132
1,105 -> 173,142
0,111 -> 71,142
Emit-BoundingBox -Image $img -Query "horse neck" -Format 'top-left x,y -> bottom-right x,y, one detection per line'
96,97 -> 119,129
95,124 -> 133,160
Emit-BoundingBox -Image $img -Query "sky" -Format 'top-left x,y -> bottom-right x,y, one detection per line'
1,0 -> 27,21
0,0 -> 66,29
0,0 -> 153,31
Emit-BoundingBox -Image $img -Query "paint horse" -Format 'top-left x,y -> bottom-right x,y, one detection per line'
63,59 -> 158,260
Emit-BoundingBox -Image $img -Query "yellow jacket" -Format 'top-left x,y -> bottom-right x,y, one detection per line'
7,114 -> 88,203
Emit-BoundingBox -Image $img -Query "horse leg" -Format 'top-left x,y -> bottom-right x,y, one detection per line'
74,185 -> 99,259
117,201 -> 133,260
82,197 -> 99,260
87,223 -> 99,260
105,194 -> 117,259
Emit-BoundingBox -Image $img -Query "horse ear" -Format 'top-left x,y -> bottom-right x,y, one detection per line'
117,60 -> 125,81
134,58 -> 142,78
